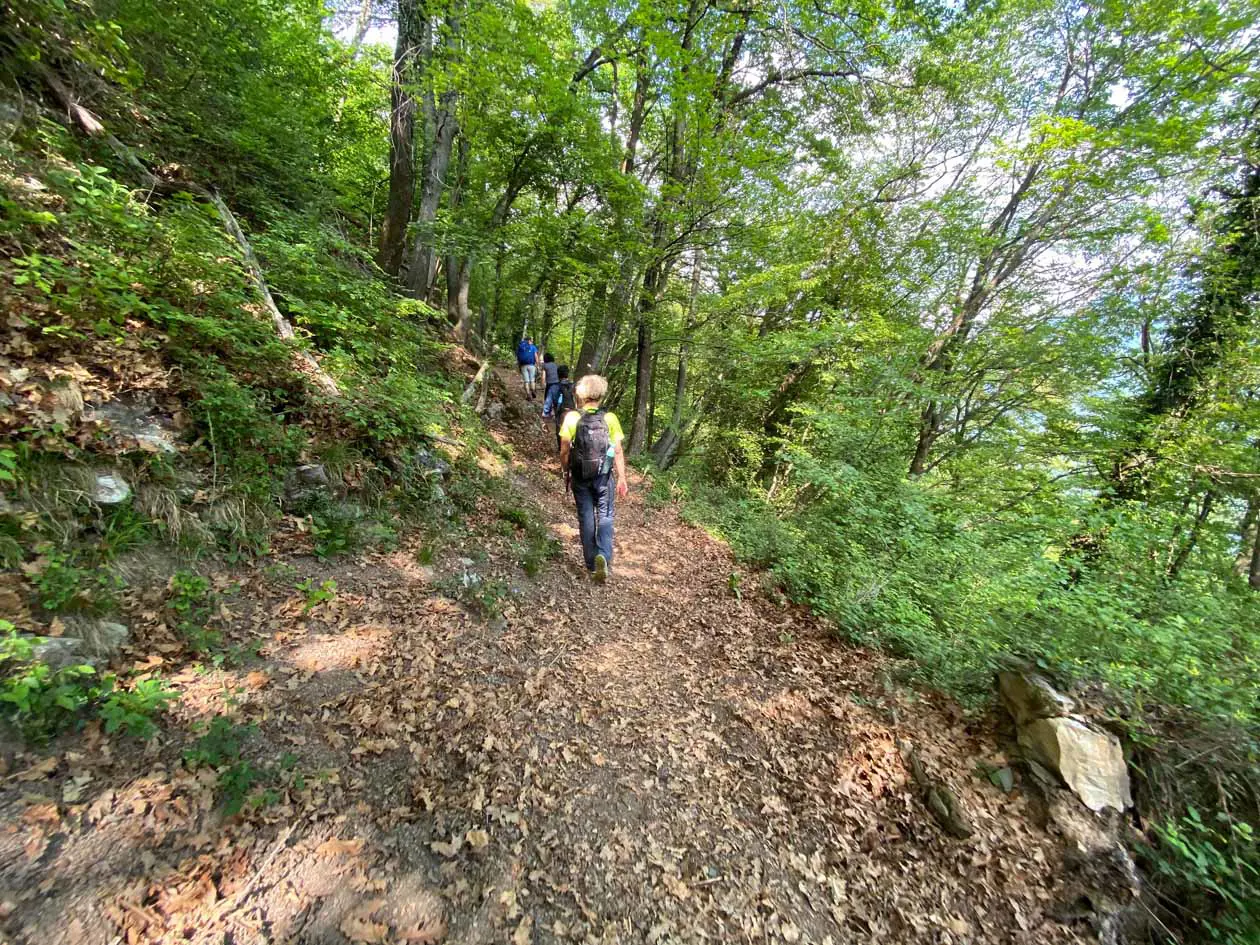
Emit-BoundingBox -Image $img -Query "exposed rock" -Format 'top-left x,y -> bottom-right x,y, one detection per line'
486,401 -> 506,421
1018,716 -> 1131,812
60,616 -> 130,660
31,636 -> 89,670
90,472 -> 131,505
283,463 -> 332,512
1046,790 -> 1144,944
90,395 -> 179,454
415,449 -> 450,478
998,670 -> 1076,726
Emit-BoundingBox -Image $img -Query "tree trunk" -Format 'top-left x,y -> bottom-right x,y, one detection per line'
1250,513 -> 1260,590
1236,494 -> 1259,577
348,0 -> 374,54
652,252 -> 701,462
448,255 -> 471,344
575,282 -> 606,378
539,279 -> 559,351
1167,489 -> 1216,580
377,0 -> 426,276
646,346 -> 659,448
405,88 -> 458,297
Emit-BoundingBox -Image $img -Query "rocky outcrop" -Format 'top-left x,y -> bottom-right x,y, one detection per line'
27,618 -> 129,670
998,670 -> 1076,725
1019,716 -> 1132,813
1000,671 -> 1131,813
283,463 -> 332,512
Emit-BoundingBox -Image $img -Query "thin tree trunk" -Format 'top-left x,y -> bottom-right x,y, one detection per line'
627,283 -> 657,455
1250,514 -> 1260,590
576,282 -> 606,377
1167,490 -> 1216,580
1236,494 -> 1259,577
646,346 -> 659,447
539,279 -> 559,350
652,251 -> 701,462
448,256 -> 471,344
377,0 -> 426,276
405,89 -> 458,296
348,0 -> 374,54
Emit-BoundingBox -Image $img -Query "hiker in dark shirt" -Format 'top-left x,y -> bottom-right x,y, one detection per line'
541,352 -> 560,396
541,365 -> 575,453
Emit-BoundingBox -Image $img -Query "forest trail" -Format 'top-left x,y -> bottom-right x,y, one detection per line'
0,372 -> 1089,945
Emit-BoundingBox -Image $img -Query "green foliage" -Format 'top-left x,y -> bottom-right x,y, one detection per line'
184,714 -> 254,768
0,621 -> 173,742
97,678 -> 177,739
166,571 -> 220,653
28,549 -> 119,614
297,577 -> 337,613
437,573 -> 513,620
1150,809 -> 1260,944
183,715 -> 290,815
0,625 -> 99,741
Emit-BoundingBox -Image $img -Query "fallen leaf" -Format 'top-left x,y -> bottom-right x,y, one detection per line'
318,838 -> 365,857
465,829 -> 490,852
13,757 -> 57,781
340,900 -> 389,944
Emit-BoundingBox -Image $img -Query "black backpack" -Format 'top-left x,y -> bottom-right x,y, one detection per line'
570,409 -> 611,481
558,380 -> 576,412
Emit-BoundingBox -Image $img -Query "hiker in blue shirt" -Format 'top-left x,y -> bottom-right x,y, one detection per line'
516,336 -> 539,399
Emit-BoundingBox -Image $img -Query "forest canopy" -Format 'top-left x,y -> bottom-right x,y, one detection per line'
2,0 -> 1259,938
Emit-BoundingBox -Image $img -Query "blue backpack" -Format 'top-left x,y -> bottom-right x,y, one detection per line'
516,340 -> 534,364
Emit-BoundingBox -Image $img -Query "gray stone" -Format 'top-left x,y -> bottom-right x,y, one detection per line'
486,401 -> 506,421
415,449 -> 450,478
1018,716 -> 1132,812
31,636 -> 90,670
283,463 -> 332,512
90,396 -> 179,453
999,671 -> 1076,726
59,616 -> 130,661
90,472 -> 131,505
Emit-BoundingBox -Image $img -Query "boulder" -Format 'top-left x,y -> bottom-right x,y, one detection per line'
31,636 -> 90,670
90,472 -> 131,506
998,670 -> 1076,726
283,463 -> 331,512
90,396 -> 179,454
415,449 -> 450,478
60,616 -> 130,661
1018,716 -> 1131,812
486,401 -> 506,421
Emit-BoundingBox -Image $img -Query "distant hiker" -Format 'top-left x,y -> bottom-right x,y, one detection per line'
559,374 -> 627,583
542,365 -> 575,453
516,335 -> 539,399
541,351 -> 560,402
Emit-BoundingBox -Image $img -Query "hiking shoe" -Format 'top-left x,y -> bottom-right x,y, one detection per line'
593,554 -> 608,584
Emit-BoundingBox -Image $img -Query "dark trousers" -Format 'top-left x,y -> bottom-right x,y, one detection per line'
572,474 -> 614,571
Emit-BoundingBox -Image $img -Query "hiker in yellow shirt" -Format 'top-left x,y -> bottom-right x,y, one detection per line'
558,374 -> 628,583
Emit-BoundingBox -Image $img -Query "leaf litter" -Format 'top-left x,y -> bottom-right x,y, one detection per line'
0,372 -> 1093,944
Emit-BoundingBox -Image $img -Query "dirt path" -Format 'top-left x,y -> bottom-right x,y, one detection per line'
0,372 -> 1090,945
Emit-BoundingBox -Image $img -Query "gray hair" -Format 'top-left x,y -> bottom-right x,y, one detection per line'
574,374 -> 608,404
